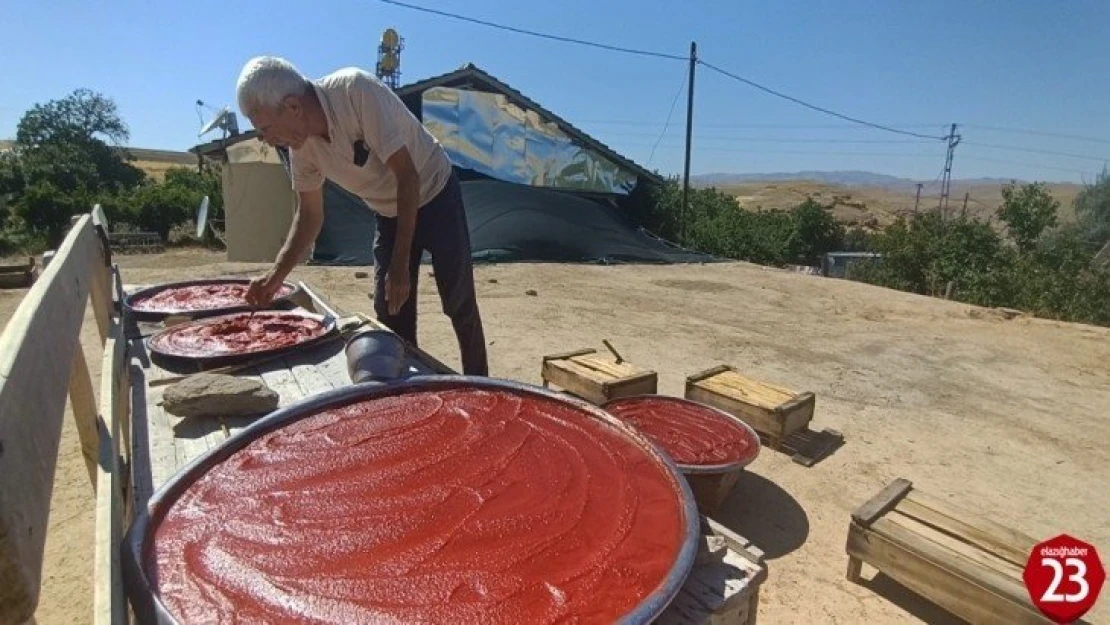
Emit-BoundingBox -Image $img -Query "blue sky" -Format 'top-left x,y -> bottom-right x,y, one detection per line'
2,0 -> 1107,183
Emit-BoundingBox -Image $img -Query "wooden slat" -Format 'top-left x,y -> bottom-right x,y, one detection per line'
141,356 -> 180,494
68,342 -> 100,486
542,348 -> 597,362
570,355 -> 647,379
848,520 -> 1048,624
852,478 -> 913,526
0,215 -> 101,623
93,323 -> 128,625
256,363 -> 306,408
885,511 -> 1023,584
685,384 -> 780,439
900,490 -> 1038,567
686,364 -> 731,384
700,375 -> 794,410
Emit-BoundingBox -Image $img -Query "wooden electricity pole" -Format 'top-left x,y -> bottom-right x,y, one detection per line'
681,41 -> 697,244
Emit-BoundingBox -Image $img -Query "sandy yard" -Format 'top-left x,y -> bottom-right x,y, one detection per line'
9,247 -> 1109,624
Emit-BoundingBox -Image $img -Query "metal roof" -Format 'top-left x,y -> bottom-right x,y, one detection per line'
396,64 -> 663,186
192,64 -> 664,186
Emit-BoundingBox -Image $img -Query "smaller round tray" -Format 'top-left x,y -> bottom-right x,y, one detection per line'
602,395 -> 761,474
123,278 -> 302,321
148,309 -> 337,368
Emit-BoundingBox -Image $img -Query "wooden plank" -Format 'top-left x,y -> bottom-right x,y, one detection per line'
608,373 -> 659,398
0,214 -> 100,623
700,376 -> 794,410
94,323 -> 128,625
685,385 -> 780,439
290,360 -> 338,396
542,348 -> 597,362
901,489 -> 1038,567
141,353 -> 180,494
256,363 -> 306,408
885,511 -> 1023,585
571,354 -> 648,379
542,360 -> 606,404
847,520 -> 1048,624
686,364 -> 731,384
68,342 -> 100,486
852,478 -> 913,526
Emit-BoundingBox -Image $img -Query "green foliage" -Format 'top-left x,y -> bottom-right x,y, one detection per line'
640,179 -> 843,266
1,89 -> 146,244
1074,166 -> 1110,249
851,184 -> 1109,326
998,181 -> 1059,252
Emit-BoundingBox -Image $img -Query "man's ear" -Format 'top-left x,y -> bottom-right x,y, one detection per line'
282,94 -> 302,117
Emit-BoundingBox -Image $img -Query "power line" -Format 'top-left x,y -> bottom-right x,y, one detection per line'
591,131 -> 938,144
648,72 -> 687,165
578,119 -> 948,130
964,124 -> 1110,146
378,0 -> 687,60
962,141 -> 1109,163
621,144 -> 946,157
696,60 -> 949,141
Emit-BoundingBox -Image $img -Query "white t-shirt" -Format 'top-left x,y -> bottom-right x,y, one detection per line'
289,68 -> 453,217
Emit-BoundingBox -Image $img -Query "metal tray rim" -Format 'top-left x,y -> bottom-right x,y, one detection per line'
122,278 -> 302,321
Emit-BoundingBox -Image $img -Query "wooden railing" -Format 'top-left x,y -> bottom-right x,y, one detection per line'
0,213 -> 126,624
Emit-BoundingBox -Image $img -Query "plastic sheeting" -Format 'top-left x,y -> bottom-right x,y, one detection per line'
304,171 -> 712,266
423,87 -> 637,195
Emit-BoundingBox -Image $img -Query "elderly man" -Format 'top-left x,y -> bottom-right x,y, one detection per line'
237,56 -> 488,376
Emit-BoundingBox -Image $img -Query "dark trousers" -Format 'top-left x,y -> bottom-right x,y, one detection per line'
373,173 -> 489,376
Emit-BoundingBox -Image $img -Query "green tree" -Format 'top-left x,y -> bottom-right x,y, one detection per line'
998,182 -> 1059,252
1074,166 -> 1110,249
3,89 -> 145,244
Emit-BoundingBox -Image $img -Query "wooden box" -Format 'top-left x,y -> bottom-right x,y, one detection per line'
685,365 -> 815,449
846,478 -> 1050,625
659,516 -> 768,625
541,348 -> 657,405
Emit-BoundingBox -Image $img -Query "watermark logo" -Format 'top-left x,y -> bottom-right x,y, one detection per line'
1023,534 -> 1104,623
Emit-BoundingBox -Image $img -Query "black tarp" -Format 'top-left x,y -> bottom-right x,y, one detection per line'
277,150 -> 712,265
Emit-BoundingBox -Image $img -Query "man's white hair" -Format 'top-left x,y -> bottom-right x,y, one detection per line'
236,56 -> 310,115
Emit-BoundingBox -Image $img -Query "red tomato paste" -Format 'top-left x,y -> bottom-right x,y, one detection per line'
604,397 -> 759,467
150,311 -> 327,358
148,387 -> 687,624
130,283 -> 294,314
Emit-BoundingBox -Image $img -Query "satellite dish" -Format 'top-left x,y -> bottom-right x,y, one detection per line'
380,52 -> 398,72
382,28 -> 399,48
195,196 -> 210,239
198,104 -> 240,139
92,203 -> 109,230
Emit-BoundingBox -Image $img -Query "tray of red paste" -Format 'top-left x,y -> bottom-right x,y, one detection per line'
122,377 -> 700,625
124,278 -> 301,321
147,310 -> 335,366
602,395 -> 761,474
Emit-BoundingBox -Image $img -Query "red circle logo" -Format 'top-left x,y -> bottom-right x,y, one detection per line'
1023,534 -> 1105,623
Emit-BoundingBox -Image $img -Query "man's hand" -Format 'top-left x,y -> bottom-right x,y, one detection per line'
385,263 -> 411,316
246,271 -> 284,308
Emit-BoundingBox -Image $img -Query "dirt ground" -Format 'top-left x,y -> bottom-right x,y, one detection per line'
12,247 -> 1110,624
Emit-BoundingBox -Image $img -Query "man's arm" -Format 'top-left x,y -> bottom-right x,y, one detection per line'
272,187 -> 325,280
384,146 -> 420,315
246,187 -> 324,306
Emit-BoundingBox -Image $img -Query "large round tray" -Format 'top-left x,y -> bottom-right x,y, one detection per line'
602,395 -> 761,475
122,376 -> 700,625
147,309 -> 338,369
123,278 -> 303,322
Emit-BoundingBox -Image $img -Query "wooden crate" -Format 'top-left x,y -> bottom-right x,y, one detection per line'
658,517 -> 767,625
0,256 -> 36,289
846,478 -> 1050,625
541,348 -> 657,405
685,365 -> 814,450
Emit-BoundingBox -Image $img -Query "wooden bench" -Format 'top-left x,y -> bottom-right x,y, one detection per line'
541,346 -> 657,405
846,478 -> 1052,624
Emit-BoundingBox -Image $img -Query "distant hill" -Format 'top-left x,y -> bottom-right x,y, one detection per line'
691,171 -> 1084,228
693,170 -> 1026,192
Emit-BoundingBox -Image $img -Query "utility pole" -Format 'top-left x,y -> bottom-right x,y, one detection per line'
938,123 -> 961,219
962,191 -> 970,218
681,41 -> 697,245
914,183 -> 923,215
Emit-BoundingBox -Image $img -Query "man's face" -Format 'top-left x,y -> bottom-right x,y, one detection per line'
249,95 -> 309,149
